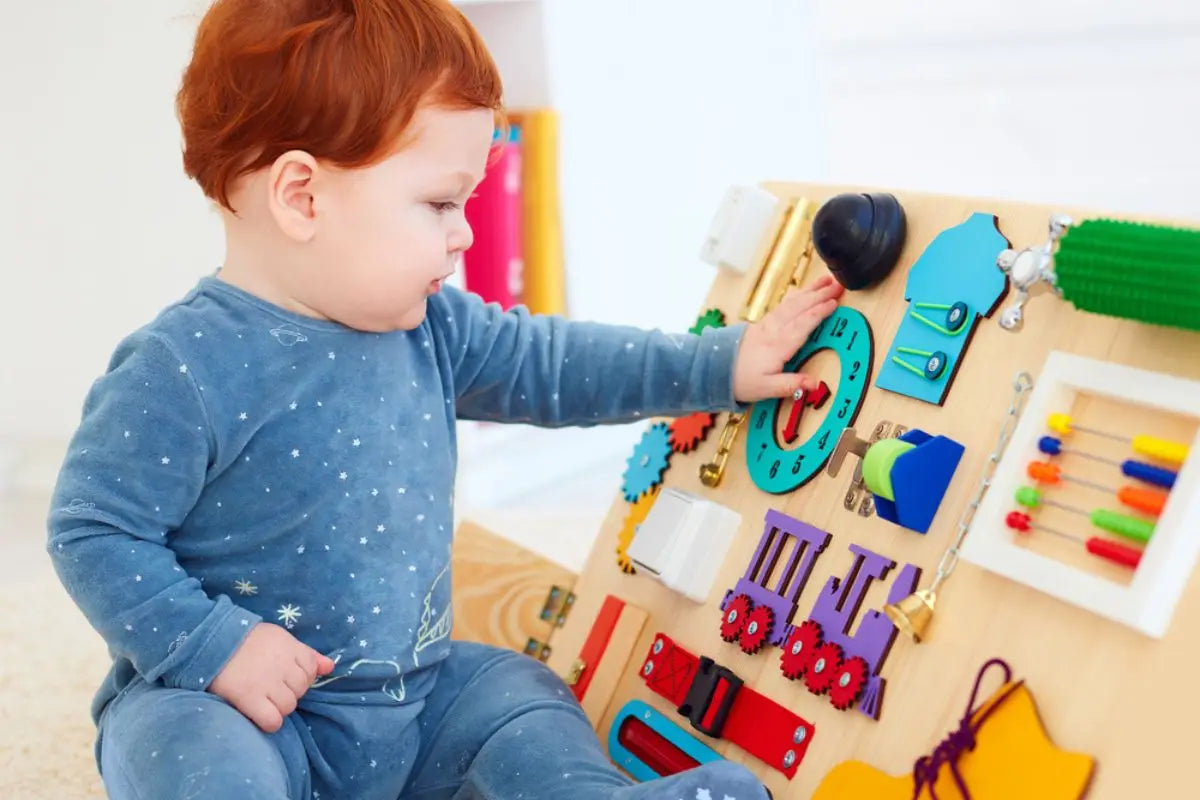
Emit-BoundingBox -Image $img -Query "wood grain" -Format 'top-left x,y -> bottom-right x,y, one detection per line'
451,519 -> 578,657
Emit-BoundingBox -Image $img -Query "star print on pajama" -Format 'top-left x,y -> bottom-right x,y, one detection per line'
46,275 -> 750,796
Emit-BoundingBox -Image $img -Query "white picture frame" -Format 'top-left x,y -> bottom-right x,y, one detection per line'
962,350 -> 1200,638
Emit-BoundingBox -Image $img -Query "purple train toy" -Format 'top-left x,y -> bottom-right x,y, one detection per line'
719,509 -> 920,720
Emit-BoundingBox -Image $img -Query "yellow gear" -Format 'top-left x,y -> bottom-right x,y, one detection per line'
616,485 -> 661,574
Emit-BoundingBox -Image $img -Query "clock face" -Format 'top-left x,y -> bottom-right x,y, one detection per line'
746,306 -> 874,493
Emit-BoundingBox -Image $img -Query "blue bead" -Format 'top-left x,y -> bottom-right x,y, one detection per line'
1038,436 -> 1062,455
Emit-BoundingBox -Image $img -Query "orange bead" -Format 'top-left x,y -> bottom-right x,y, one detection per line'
1027,461 -> 1061,483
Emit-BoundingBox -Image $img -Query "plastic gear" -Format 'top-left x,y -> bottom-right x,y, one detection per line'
621,422 -> 672,503
739,604 -> 775,654
780,619 -> 824,680
828,655 -> 870,711
669,412 -> 715,454
688,308 -> 726,335
804,640 -> 845,696
616,485 -> 660,574
719,593 -> 752,642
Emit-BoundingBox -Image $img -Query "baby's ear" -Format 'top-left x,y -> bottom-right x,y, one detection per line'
267,150 -> 319,243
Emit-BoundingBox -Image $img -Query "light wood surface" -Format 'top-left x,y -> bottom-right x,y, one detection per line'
451,519 -> 577,657
579,602 -> 650,728
545,183 -> 1200,799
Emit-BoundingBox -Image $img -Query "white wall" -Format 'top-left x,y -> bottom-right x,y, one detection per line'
1,0 -> 222,450
541,0 -> 825,331
810,0 -> 1200,221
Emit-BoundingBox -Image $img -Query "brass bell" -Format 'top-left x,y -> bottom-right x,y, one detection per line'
884,589 -> 937,643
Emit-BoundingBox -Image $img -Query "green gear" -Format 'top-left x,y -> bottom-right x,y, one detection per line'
689,308 -> 726,335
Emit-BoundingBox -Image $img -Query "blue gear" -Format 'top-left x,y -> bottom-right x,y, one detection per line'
622,422 -> 672,502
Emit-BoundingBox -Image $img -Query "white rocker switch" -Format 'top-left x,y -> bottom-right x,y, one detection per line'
626,488 -> 741,603
698,184 -> 781,274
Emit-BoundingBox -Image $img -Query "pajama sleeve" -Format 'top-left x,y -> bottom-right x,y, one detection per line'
46,331 -> 261,691
429,286 -> 749,426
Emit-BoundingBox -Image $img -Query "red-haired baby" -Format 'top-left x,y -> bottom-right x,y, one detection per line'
48,1 -> 841,797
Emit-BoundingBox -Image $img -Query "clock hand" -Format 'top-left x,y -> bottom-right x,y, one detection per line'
782,381 -> 831,444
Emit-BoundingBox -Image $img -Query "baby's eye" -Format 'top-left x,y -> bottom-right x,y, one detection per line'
429,201 -> 462,214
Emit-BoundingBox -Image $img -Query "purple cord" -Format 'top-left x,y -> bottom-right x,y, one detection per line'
910,658 -> 1025,800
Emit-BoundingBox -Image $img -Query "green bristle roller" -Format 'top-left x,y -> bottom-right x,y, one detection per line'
997,215 -> 1200,332
1056,219 -> 1200,332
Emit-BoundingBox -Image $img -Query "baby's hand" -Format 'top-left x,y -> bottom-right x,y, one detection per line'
732,274 -> 845,403
208,622 -> 335,733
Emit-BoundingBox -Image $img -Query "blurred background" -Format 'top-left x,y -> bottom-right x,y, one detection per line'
2,0 -> 1198,573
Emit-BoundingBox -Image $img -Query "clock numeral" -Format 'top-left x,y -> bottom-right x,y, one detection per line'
847,330 -> 859,350
836,397 -> 851,419
849,360 -> 861,381
810,320 -> 826,342
818,429 -> 830,450
832,317 -> 848,338
770,459 -> 781,479
791,454 -> 805,475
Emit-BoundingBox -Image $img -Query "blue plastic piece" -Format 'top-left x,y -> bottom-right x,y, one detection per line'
1122,459 -> 1177,489
871,429 -> 965,534
876,213 -> 1010,406
1039,435 -> 1063,455
607,700 -> 723,782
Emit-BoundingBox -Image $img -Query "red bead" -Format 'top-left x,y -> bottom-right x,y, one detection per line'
1006,511 -> 1032,532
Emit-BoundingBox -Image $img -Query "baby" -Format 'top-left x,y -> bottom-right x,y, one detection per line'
47,1 -> 843,798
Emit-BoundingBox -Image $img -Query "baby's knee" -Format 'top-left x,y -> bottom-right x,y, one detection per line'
99,686 -> 300,799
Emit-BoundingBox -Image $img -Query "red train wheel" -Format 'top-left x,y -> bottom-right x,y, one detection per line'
739,604 -> 775,655
719,593 -> 752,643
779,619 -> 823,680
804,640 -> 845,696
828,655 -> 870,710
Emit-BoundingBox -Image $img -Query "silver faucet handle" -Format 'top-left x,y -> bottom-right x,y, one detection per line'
996,214 -> 1073,332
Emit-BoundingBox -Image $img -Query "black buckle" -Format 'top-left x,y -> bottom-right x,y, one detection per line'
676,656 -> 743,738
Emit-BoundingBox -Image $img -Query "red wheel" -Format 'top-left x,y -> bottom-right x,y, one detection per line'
828,655 -> 869,710
719,594 -> 752,642
804,641 -> 844,696
779,619 -> 823,680
739,604 -> 775,655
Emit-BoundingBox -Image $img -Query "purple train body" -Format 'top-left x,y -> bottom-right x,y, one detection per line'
718,509 -> 920,719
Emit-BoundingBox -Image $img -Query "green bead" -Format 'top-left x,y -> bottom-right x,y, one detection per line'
1015,486 -> 1042,508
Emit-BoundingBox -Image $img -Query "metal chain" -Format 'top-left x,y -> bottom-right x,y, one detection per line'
929,371 -> 1035,591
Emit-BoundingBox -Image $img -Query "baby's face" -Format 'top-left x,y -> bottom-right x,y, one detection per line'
301,105 -> 494,331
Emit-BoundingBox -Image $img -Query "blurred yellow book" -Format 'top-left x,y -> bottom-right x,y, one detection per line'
509,108 -> 567,317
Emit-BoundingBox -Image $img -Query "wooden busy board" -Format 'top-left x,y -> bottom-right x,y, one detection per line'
544,183 -> 1200,798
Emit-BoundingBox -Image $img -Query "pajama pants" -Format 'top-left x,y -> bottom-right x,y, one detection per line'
97,640 -> 770,800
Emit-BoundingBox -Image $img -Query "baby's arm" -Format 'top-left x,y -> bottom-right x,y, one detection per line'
47,331 -> 261,691
433,287 -> 746,426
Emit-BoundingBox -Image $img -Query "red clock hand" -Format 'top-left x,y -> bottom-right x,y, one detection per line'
782,381 -> 831,444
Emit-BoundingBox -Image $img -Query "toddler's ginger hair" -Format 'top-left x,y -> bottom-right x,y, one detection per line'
176,0 -> 504,210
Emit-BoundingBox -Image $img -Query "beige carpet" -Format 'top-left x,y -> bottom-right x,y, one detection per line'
0,572 -> 110,799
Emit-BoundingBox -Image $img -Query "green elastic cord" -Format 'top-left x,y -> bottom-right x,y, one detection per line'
891,348 -> 944,380
910,305 -> 968,337
1055,218 -> 1200,333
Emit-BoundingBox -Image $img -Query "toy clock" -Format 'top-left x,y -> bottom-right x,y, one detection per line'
746,306 -> 874,493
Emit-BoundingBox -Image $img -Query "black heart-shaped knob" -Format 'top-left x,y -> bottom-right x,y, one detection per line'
813,192 -> 907,291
